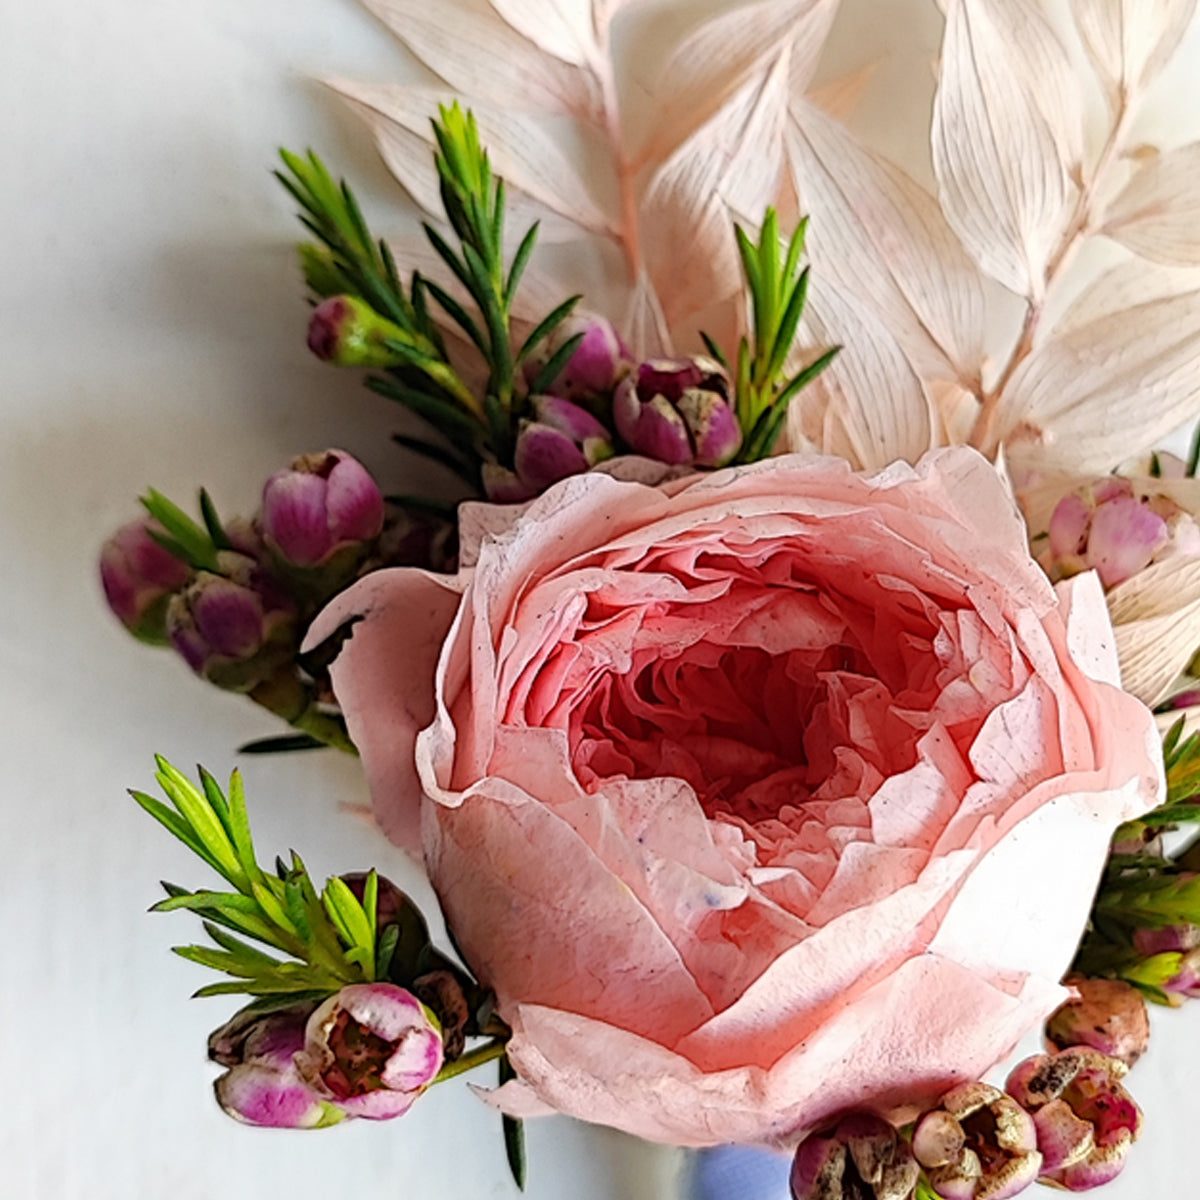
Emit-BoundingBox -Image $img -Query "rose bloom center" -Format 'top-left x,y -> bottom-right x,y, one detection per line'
500,525 -> 1046,929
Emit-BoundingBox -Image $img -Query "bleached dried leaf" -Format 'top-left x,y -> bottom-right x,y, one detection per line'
487,0 -> 597,66
932,0 -> 1071,298
1109,557 -> 1200,706
998,287 -> 1200,472
1157,704 -> 1200,738
638,0 -> 838,168
641,51 -> 791,330
359,0 -> 600,117
329,81 -> 615,242
1071,0 -> 1197,100
787,285 -> 938,470
1055,259 -> 1200,333
1103,142 -> 1200,266
984,0 -> 1085,169
787,100 -> 987,384
809,61 -> 879,123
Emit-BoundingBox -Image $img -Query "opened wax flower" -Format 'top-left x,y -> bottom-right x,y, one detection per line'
309,448 -> 1161,1147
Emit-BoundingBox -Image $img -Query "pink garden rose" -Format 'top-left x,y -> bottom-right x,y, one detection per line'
309,449 -> 1161,1147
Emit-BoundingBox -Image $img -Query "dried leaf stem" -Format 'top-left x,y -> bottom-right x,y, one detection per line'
971,91 -> 1138,455
589,6 -> 642,281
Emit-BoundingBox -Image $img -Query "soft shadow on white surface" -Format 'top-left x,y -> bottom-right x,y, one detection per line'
4,1 -> 1200,1197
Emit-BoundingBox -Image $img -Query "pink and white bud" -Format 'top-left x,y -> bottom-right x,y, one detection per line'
307,295 -> 410,368
1047,476 -> 1200,588
99,520 -> 192,643
531,313 -> 630,400
1006,1047 -> 1142,1191
165,556 -> 295,690
209,1005 -> 344,1129
912,1082 -> 1040,1200
297,983 -> 444,1120
790,1113 -> 919,1200
1044,978 -> 1150,1066
510,395 -> 614,494
614,357 -> 742,468
261,450 -> 384,569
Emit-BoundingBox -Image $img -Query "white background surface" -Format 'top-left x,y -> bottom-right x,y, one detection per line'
3,1 -> 1199,1197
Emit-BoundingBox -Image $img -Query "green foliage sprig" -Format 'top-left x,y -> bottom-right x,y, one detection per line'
1073,717 -> 1200,1001
134,758 -> 385,998
279,104 -> 582,483
707,208 -> 840,463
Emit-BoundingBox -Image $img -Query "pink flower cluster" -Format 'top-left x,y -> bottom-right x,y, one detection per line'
791,1045 -> 1142,1200
209,983 -> 444,1128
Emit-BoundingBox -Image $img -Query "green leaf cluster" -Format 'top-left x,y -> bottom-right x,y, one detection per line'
279,105 -> 582,485
140,487 -> 231,573
133,758 -> 388,999
707,209 -> 839,462
1073,718 -> 1200,1000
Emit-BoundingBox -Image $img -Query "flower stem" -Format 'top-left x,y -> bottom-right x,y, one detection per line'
248,671 -> 357,754
590,9 -> 642,282
433,1037 -> 509,1083
969,90 -> 1137,455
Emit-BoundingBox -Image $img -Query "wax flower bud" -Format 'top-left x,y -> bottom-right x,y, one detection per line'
260,449 -> 384,570
165,555 -> 296,690
307,295 -> 410,367
532,313 -> 630,401
1125,940 -> 1200,1003
1047,476 -> 1200,588
208,1004 -> 344,1129
1044,978 -> 1150,1066
790,1113 -> 919,1200
481,396 -> 615,503
99,520 -> 192,643
911,1082 -> 1041,1200
613,356 -> 742,468
296,983 -> 444,1119
1006,1047 -> 1142,1190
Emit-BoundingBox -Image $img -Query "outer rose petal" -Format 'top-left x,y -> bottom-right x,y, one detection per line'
483,956 -> 1064,1146
306,570 -> 462,854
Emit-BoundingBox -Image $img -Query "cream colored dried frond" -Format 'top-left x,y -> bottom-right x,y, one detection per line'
338,0 -> 1200,475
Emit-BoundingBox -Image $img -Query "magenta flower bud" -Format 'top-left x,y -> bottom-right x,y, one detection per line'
99,520 -> 192,643
1006,1047 -> 1142,1190
912,1082 -> 1041,1200
296,983 -> 444,1120
307,295 -> 410,367
790,1113 -> 919,1200
260,450 -> 384,569
614,356 -> 742,468
165,557 -> 296,690
510,395 -> 614,495
1132,922 -> 1200,957
208,1005 -> 344,1129
533,313 -> 631,400
1044,978 -> 1150,1066
1045,476 -> 1200,588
